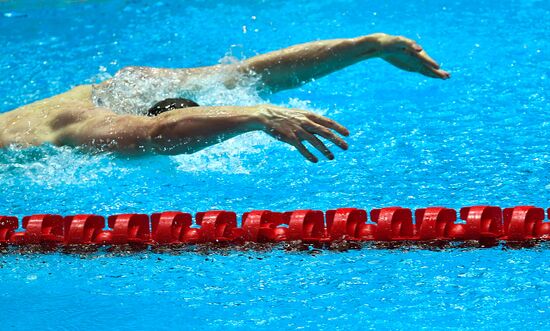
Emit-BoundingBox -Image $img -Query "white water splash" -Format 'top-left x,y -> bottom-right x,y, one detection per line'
91,58 -> 263,115
169,69 -> 269,175
0,145 -> 124,187
87,54 -> 324,174
171,132 -> 268,175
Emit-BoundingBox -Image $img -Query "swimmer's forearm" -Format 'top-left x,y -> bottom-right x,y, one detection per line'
53,107 -> 262,155
240,33 -> 390,92
148,104 -> 350,161
53,105 -> 348,160
147,106 -> 263,155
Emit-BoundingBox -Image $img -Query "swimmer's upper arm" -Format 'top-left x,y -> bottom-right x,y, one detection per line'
53,113 -> 154,154
51,105 -> 267,156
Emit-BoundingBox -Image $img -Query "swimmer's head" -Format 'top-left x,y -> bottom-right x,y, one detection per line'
147,98 -> 200,116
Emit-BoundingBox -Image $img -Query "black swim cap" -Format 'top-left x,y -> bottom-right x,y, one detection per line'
147,98 -> 200,116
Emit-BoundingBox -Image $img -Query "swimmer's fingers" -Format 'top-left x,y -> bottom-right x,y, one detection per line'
291,139 -> 319,163
385,36 -> 450,80
305,113 -> 350,136
416,59 -> 450,79
383,53 -> 450,79
297,131 -> 334,160
423,66 -> 451,79
271,128 -> 318,163
415,50 -> 451,79
411,47 -> 439,69
419,66 -> 442,79
303,122 -> 348,150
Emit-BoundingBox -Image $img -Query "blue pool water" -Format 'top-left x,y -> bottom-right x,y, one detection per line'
1,0 -> 549,329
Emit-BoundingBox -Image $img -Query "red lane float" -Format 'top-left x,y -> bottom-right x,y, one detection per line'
64,214 -> 105,244
196,211 -> 241,243
371,207 -> 414,241
241,210 -> 288,242
503,206 -> 548,240
287,210 -> 326,243
107,214 -> 150,244
415,207 -> 461,240
0,216 -> 18,243
10,214 -> 64,244
460,206 -> 503,240
1,205 -> 550,247
151,212 -> 192,244
326,208 -> 373,241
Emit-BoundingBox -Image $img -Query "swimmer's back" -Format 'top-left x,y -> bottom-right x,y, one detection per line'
0,85 -> 100,147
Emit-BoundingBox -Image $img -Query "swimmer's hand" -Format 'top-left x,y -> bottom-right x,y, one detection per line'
377,34 -> 450,79
255,105 -> 349,163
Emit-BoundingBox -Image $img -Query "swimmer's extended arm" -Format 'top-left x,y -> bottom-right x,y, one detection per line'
97,33 -> 448,97
240,33 -> 450,92
55,105 -> 349,162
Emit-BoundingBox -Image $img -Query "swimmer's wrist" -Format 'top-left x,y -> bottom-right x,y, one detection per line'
247,105 -> 269,131
249,104 -> 285,133
352,33 -> 391,58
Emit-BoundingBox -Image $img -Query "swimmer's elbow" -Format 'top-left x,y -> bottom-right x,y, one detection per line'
147,120 -> 202,155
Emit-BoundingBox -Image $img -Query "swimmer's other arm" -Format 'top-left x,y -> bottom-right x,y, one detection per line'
239,33 -> 450,92
54,105 -> 349,162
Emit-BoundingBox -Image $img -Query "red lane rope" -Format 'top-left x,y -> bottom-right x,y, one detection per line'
1,206 -> 549,246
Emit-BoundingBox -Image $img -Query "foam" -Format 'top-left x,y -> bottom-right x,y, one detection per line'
0,145 -> 121,187
91,59 -> 263,115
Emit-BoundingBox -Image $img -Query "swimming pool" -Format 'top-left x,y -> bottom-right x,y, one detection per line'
1,0 -> 549,329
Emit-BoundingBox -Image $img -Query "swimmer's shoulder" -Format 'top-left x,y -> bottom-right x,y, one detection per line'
38,84 -> 96,110
61,84 -> 94,101
4,85 -> 97,121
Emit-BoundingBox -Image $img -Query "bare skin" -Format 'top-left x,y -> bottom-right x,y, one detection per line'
0,33 -> 449,163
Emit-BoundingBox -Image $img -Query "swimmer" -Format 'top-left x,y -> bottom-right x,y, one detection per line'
0,33 -> 449,162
